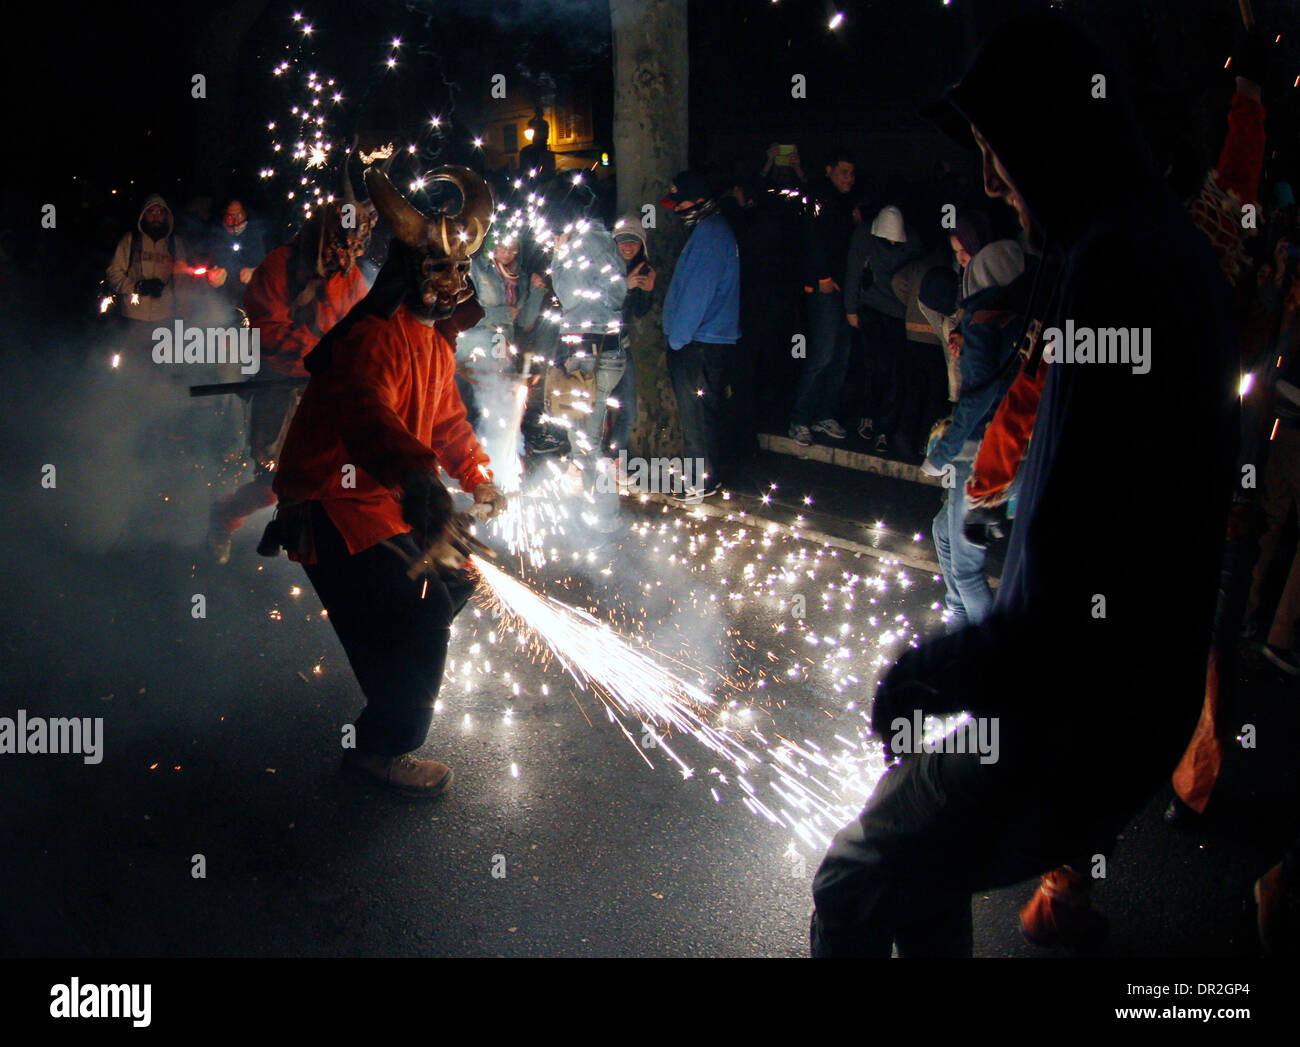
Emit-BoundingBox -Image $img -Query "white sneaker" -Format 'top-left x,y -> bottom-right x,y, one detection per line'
812,418 -> 847,439
789,424 -> 813,446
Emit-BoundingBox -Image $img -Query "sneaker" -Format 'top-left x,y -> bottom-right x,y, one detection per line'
789,424 -> 813,447
1018,867 -> 1109,949
874,433 -> 889,454
811,418 -> 847,440
1261,644 -> 1300,676
857,417 -> 874,440
342,749 -> 454,799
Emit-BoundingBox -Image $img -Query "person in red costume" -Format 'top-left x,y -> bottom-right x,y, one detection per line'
207,200 -> 371,562
263,164 -> 507,798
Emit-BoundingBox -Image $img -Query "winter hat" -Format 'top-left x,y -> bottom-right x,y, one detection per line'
612,212 -> 649,261
870,205 -> 906,243
960,239 -> 1026,300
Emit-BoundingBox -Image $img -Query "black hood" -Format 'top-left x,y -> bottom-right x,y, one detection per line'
931,14 -> 1156,246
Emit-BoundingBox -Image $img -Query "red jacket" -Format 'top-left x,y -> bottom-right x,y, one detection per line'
243,246 -> 368,378
273,305 -> 492,559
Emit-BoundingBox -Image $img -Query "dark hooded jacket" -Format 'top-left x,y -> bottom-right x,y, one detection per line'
876,15 -> 1238,857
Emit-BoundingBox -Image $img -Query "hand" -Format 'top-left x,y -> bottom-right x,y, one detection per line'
509,305 -> 520,319
292,277 -> 323,310
470,481 -> 508,521
818,278 -> 839,294
962,504 -> 1009,549
847,313 -> 859,328
206,266 -> 227,288
239,267 -> 255,284
766,143 -> 780,163
408,512 -> 493,575
531,273 -> 546,289
920,458 -> 944,478
638,267 -> 656,291
400,469 -> 454,547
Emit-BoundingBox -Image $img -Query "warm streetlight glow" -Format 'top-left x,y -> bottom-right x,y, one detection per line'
524,127 -> 535,143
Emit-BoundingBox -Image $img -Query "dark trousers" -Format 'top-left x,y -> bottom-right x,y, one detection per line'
791,290 -> 852,426
667,340 -> 734,484
302,503 -> 476,757
859,310 -> 906,434
810,751 -> 1116,957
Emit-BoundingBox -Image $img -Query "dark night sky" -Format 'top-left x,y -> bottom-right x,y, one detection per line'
6,0 -> 1300,256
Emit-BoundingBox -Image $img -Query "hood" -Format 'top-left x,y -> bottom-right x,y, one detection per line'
612,212 -> 649,264
137,193 -> 173,238
870,205 -> 906,244
931,14 -> 1154,245
961,239 -> 1025,300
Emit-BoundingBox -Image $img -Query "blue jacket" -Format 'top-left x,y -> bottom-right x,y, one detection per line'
664,214 -> 741,350
926,281 -> 1023,468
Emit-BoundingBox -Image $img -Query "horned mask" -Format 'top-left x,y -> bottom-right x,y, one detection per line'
364,164 -> 494,321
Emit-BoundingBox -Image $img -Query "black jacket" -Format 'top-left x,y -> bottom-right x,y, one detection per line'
878,14 -> 1238,854
800,178 -> 856,290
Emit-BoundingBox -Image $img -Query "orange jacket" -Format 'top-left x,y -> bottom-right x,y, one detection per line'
965,355 -> 1048,507
243,246 -> 368,377
273,305 -> 492,559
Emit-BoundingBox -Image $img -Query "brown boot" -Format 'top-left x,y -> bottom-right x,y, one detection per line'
1019,866 -> 1109,949
343,750 -> 454,799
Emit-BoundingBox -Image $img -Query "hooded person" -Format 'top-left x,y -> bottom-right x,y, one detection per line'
106,193 -> 190,329
920,239 -> 1027,631
608,213 -> 657,463
810,13 -> 1237,956
454,224 -> 543,434
206,196 -> 372,562
845,204 -> 925,453
259,164 -> 506,798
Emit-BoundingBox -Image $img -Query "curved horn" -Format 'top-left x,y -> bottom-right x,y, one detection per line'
364,165 -> 429,248
428,166 -> 495,255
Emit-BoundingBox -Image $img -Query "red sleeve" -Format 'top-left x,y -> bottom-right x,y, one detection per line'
1216,87 -> 1265,206
327,316 -> 441,488
427,328 -> 492,492
243,248 -> 319,378
966,358 -> 1048,504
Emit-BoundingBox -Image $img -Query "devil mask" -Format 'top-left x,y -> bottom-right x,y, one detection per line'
364,164 -> 494,323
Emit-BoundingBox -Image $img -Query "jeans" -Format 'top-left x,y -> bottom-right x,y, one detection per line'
302,504 -> 476,757
667,340 -> 733,485
606,348 -> 637,454
932,457 -> 993,629
568,341 -> 626,454
790,290 -> 851,427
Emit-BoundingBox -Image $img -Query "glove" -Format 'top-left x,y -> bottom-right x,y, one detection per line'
469,481 -> 507,521
962,504 -> 1009,549
400,470 -> 454,547
869,647 -> 942,757
406,512 -> 491,575
135,278 -> 165,298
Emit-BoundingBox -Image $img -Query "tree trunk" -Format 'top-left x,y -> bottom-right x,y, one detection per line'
609,0 -> 689,460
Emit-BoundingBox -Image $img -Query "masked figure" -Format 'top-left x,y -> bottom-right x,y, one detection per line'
206,196 -> 372,562
262,165 -> 507,797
